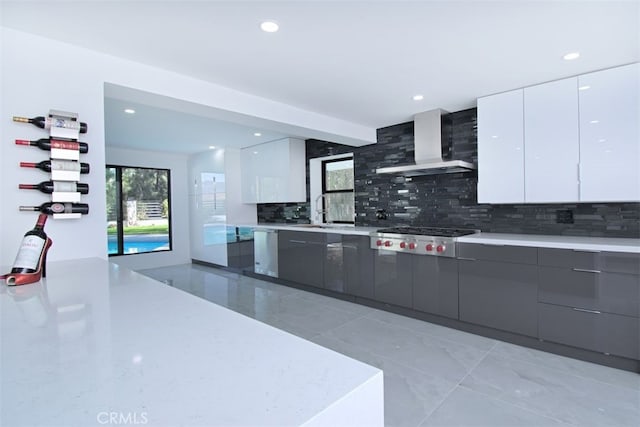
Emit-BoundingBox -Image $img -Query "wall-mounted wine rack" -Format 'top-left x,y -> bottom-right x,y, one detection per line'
13,109 -> 90,219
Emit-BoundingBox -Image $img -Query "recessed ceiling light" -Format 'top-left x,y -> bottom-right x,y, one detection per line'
124,108 -> 135,114
412,94 -> 424,101
209,145 -> 216,149
563,52 -> 580,61
261,21 -> 279,33
254,132 -> 262,137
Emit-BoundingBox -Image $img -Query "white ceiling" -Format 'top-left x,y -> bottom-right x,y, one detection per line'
2,0 -> 638,153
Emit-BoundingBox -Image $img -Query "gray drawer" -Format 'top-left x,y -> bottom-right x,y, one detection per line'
457,243 -> 537,265
279,230 -> 327,244
538,248 -> 640,275
538,302 -> 640,360
538,267 -> 640,317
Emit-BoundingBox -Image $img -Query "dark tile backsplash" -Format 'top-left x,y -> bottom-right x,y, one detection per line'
258,108 -> 640,238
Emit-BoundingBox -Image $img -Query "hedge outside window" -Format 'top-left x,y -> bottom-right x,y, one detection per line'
107,165 -> 172,256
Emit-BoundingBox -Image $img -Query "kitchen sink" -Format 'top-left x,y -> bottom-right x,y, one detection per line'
292,224 -> 354,230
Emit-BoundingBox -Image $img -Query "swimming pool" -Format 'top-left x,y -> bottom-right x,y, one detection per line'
108,234 -> 170,255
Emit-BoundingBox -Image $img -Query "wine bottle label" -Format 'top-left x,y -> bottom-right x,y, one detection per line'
50,118 -> 80,130
52,181 -> 77,192
51,140 -> 79,151
12,236 -> 46,270
50,203 -> 67,213
50,160 -> 81,172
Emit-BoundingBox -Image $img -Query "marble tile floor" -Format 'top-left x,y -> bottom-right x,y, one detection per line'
137,263 -> 640,427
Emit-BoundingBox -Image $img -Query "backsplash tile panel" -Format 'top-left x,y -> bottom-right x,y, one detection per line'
258,108 -> 639,238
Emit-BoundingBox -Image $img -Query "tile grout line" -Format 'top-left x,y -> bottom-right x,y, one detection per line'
414,340 -> 499,427
449,346 -> 581,427
489,344 -> 640,393
360,310 -> 498,354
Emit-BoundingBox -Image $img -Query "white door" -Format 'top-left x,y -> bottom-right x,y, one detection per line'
477,90 -> 525,203
524,77 -> 580,203
579,63 -> 640,202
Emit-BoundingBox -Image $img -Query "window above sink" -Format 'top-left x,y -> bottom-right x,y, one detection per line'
309,153 -> 355,226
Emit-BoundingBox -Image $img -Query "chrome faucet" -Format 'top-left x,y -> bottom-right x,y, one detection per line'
315,194 -> 330,223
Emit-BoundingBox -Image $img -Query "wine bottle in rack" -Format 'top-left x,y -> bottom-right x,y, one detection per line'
13,115 -> 88,133
15,138 -> 89,153
19,181 -> 90,195
19,202 -> 89,215
1,213 -> 53,286
20,160 -> 90,174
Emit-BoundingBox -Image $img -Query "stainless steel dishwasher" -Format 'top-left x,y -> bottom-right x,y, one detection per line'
253,229 -> 278,277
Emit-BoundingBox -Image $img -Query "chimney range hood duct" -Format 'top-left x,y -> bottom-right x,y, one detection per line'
376,109 -> 476,176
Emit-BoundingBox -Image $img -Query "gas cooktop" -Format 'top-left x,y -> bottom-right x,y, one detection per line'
370,227 -> 479,257
375,226 -> 478,238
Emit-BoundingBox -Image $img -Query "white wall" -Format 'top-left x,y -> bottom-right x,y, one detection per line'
1,29 -> 108,265
0,27 -> 367,267
106,147 -> 190,270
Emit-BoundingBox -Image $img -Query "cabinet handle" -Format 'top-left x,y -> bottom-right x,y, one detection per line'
457,257 -> 476,261
572,268 -> 601,274
572,249 -> 601,253
572,307 -> 601,314
289,239 -> 307,244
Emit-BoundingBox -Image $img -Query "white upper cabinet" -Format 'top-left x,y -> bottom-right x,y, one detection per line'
524,77 -> 579,203
477,89 -> 525,203
241,138 -> 307,203
478,63 -> 639,204
578,63 -> 639,202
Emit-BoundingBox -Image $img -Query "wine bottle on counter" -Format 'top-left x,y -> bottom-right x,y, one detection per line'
1,213 -> 53,286
19,181 -> 89,194
19,202 -> 89,215
13,115 -> 88,134
20,160 -> 90,174
15,138 -> 89,153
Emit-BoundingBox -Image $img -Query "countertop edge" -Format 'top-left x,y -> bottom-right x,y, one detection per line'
231,225 -> 640,252
457,233 -> 640,253
233,223 -> 378,236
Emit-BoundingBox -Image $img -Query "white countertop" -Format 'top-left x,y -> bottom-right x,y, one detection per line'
457,232 -> 640,253
237,223 -> 639,253
236,223 -> 379,236
1,258 -> 383,426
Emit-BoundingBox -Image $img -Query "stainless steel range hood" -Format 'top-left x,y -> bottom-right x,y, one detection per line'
376,109 -> 476,176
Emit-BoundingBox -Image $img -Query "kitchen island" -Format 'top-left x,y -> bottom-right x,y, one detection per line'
1,258 -> 383,426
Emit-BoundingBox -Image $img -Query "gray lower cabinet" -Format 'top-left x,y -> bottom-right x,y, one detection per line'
374,250 -> 413,308
458,243 -> 538,336
342,235 -> 375,299
277,231 -> 374,295
412,257 -> 459,319
538,303 -> 640,360
537,248 -> 640,359
324,233 -> 345,292
538,267 -> 640,317
278,230 -> 325,288
227,240 -> 254,269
